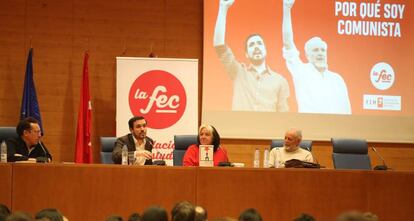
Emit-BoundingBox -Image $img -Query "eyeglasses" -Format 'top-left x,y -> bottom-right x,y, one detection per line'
30,130 -> 42,134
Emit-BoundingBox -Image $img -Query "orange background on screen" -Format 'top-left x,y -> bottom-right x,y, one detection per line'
203,0 -> 413,116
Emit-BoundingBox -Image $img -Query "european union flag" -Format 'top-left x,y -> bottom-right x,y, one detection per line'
20,48 -> 44,134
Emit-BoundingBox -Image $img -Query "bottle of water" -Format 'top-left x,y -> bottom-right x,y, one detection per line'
1,140 -> 7,163
263,148 -> 269,168
253,148 -> 260,168
274,147 -> 280,168
121,145 -> 128,165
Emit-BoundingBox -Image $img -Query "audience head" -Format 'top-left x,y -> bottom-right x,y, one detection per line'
293,213 -> 315,221
105,215 -> 123,221
213,218 -> 237,221
35,208 -> 64,221
284,128 -> 302,152
197,124 -> 221,151
16,117 -> 42,146
128,116 -> 147,141
362,212 -> 378,221
128,213 -> 140,221
171,201 -> 195,221
0,204 -> 10,221
195,206 -> 207,221
6,212 -> 34,221
336,211 -> 378,221
238,208 -> 262,221
141,206 -> 168,221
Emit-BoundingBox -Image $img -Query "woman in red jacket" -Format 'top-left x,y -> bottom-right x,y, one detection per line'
183,124 -> 229,166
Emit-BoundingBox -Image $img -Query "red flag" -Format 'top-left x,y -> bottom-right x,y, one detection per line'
75,52 -> 92,163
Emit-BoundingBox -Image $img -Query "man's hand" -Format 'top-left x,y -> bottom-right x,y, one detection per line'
220,0 -> 235,9
284,0 -> 295,9
136,150 -> 152,159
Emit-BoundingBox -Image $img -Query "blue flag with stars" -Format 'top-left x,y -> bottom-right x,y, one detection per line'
20,48 -> 44,134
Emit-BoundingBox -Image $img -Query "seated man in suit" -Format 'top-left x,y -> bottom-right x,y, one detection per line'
268,128 -> 313,168
112,116 -> 153,165
6,117 -> 52,162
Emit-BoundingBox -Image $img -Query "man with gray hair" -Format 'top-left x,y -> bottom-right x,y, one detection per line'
268,128 -> 313,168
282,0 -> 351,114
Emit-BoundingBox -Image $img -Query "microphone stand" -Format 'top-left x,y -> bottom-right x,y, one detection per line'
371,146 -> 388,170
37,141 -> 49,163
304,146 -> 323,168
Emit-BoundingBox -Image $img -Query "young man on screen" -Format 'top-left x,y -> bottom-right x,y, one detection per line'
282,0 -> 351,114
213,0 -> 290,112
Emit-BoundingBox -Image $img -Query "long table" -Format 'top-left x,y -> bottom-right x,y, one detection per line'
2,164 -> 414,221
0,163 -> 12,207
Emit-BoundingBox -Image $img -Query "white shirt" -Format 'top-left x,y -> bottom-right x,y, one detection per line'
132,136 -> 149,165
283,46 -> 351,114
268,146 -> 313,168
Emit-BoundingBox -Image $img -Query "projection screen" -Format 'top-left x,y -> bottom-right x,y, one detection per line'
202,0 -> 414,142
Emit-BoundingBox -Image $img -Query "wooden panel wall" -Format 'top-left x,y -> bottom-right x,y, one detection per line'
0,164 -> 12,208
6,164 -> 414,221
0,0 -> 413,169
0,0 -> 203,163
12,164 -> 197,221
223,139 -> 414,170
197,167 -> 414,221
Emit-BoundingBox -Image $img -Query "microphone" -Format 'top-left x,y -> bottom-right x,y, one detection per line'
371,146 -> 388,170
37,141 -> 49,163
274,146 -> 281,168
304,146 -> 319,165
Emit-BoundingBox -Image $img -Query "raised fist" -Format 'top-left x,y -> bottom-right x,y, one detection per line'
220,0 -> 235,9
284,0 -> 295,9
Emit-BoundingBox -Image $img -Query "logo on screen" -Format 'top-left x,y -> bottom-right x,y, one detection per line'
370,62 -> 395,90
128,70 -> 187,129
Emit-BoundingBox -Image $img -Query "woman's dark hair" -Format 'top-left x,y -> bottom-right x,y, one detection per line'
197,125 -> 221,152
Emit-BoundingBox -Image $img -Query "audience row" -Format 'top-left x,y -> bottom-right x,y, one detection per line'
0,201 -> 379,221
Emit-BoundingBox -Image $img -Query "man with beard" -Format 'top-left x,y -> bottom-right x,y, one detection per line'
282,0 -> 351,114
213,0 -> 289,112
268,128 -> 313,168
112,116 -> 153,165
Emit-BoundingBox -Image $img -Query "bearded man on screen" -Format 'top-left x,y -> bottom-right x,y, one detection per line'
213,0 -> 290,112
282,0 -> 351,114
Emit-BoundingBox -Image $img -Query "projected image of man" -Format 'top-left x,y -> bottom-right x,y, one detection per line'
214,0 -> 290,112
282,0 -> 351,114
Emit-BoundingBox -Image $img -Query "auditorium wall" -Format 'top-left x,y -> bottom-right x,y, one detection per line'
0,0 -> 413,169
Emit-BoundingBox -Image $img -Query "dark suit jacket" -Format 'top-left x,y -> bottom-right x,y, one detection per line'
112,133 -> 153,164
6,136 -> 52,162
